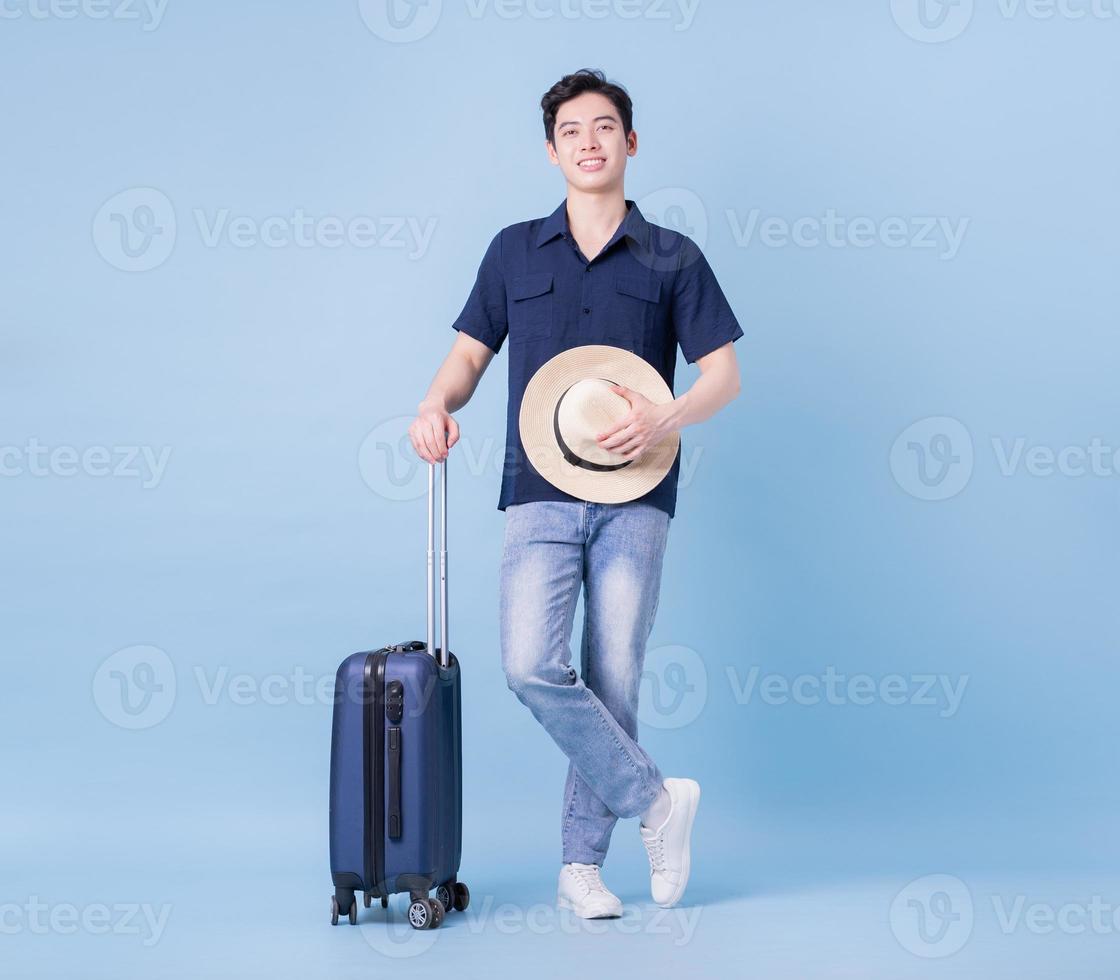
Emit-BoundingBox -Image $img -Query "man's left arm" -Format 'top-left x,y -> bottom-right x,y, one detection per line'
597,241 -> 744,458
596,343 -> 741,457
662,341 -> 741,429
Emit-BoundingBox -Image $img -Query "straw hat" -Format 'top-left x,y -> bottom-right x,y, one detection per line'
518,345 -> 679,504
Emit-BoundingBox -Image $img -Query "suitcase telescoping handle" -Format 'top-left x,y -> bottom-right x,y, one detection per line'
426,460 -> 449,668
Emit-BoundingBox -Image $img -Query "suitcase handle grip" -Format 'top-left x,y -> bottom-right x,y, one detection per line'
426,461 -> 449,668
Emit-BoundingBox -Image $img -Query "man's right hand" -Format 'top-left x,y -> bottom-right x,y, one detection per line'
409,399 -> 460,464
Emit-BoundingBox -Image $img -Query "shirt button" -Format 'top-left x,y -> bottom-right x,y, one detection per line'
582,307 -> 591,314
585,264 -> 591,272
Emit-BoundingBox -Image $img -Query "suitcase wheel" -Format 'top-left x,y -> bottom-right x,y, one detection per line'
363,892 -> 372,909
407,897 -> 445,930
381,896 -> 389,909
331,890 -> 358,926
437,881 -> 470,913
453,882 -> 470,912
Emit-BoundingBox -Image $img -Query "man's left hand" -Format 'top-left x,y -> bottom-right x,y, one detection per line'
595,384 -> 677,460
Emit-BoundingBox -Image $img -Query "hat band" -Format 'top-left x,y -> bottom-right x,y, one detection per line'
552,378 -> 634,473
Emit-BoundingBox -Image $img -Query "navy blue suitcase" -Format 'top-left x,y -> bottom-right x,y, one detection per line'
328,461 -> 469,930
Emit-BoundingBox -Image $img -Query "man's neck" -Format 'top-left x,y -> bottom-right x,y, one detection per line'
564,189 -> 628,243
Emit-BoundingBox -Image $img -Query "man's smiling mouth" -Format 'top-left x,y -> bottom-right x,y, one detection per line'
578,158 -> 606,171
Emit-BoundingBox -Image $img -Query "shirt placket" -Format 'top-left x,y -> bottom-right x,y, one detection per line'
564,232 -> 597,332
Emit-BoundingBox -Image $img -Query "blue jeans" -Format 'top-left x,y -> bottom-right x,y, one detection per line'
499,499 -> 670,866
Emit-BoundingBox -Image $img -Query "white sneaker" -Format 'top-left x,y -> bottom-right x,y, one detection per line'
556,862 -> 623,919
639,777 -> 701,907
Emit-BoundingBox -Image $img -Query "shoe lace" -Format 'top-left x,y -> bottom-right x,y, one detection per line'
569,863 -> 607,895
642,830 -> 667,873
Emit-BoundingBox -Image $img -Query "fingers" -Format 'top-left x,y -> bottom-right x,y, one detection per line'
411,421 -> 437,463
613,436 -> 646,458
598,423 -> 637,452
430,415 -> 448,460
410,410 -> 455,463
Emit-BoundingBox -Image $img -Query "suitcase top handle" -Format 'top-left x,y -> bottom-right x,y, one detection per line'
426,461 -> 449,668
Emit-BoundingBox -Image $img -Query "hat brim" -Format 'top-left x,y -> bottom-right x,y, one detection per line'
518,345 -> 680,504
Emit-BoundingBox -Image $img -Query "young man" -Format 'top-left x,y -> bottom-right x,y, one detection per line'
408,69 -> 743,916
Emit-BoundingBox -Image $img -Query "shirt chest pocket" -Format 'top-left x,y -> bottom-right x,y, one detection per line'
608,274 -> 661,349
508,272 -> 554,343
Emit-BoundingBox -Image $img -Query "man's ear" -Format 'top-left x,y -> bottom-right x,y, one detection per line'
546,139 -> 559,164
627,130 -> 638,156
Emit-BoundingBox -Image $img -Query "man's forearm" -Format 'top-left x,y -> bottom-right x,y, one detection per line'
664,358 -> 741,431
420,350 -> 484,414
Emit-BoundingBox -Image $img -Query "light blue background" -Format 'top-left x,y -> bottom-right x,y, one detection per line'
2,2 -> 1117,977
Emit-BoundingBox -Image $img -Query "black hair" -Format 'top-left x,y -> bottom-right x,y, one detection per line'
540,69 -> 633,146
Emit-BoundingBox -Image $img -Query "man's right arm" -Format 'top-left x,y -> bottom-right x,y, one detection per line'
410,333 -> 495,464
410,229 -> 508,464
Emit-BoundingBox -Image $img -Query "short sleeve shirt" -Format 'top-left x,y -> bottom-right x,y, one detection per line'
451,198 -> 743,519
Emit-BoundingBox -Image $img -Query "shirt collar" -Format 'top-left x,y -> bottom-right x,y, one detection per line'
534,197 -> 651,254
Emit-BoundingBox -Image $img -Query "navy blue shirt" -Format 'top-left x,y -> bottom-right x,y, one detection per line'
451,197 -> 743,519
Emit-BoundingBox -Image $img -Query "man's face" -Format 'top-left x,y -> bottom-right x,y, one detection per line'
546,91 -> 636,192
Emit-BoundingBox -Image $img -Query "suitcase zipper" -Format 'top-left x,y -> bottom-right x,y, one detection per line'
363,650 -> 390,899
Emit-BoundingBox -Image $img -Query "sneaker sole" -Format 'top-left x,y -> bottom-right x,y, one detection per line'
556,895 -> 622,919
658,780 -> 700,908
